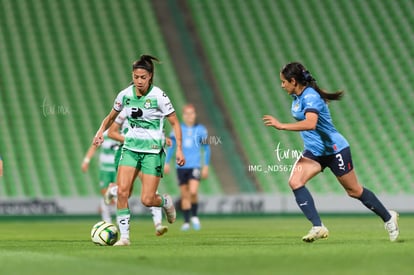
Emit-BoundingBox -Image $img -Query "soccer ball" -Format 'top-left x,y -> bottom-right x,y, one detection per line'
91,221 -> 119,246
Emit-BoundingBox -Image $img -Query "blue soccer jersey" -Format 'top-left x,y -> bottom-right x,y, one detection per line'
291,87 -> 349,156
166,123 -> 211,168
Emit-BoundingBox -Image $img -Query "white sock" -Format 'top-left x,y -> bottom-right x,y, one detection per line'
100,198 -> 111,223
116,209 -> 130,240
110,185 -> 118,197
150,207 -> 163,227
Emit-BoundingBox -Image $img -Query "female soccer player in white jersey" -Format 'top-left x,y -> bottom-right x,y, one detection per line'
82,131 -> 119,223
107,108 -> 169,236
165,104 -> 210,231
93,54 -> 185,246
263,62 -> 399,242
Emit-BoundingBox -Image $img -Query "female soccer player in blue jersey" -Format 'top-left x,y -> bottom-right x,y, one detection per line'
93,55 -> 185,246
263,62 -> 399,242
165,104 -> 210,231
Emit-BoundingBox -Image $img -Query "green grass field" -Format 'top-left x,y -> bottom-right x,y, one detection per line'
0,215 -> 412,275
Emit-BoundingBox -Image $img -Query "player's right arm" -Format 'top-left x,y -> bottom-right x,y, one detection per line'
93,109 -> 119,146
94,92 -> 125,146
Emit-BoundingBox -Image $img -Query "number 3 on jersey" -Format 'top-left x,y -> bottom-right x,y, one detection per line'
335,153 -> 345,171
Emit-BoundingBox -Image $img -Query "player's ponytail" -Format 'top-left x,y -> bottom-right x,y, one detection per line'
281,62 -> 343,101
132,54 -> 160,85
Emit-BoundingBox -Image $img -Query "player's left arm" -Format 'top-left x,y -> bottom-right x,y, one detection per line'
94,109 -> 119,146
160,92 -> 185,167
200,126 -> 210,179
0,155 -> 3,177
164,133 -> 176,174
166,112 -> 185,167
263,93 -> 322,131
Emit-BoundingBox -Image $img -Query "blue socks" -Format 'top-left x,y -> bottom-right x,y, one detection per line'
182,204 -> 198,223
293,186 -> 391,225
183,209 -> 191,223
358,188 -> 391,222
293,186 -> 322,226
191,203 -> 198,217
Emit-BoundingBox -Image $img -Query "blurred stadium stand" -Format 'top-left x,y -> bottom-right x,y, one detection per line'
0,0 -> 413,201
186,0 -> 414,194
0,0 -> 224,198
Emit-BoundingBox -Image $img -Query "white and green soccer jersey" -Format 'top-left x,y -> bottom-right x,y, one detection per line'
115,108 -> 168,147
113,85 -> 175,153
99,131 -> 119,172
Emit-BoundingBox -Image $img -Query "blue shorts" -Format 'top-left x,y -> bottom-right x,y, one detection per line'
176,168 -> 201,185
302,147 -> 353,177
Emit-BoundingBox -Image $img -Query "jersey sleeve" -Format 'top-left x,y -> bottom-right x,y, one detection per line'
303,92 -> 324,115
158,91 -> 175,116
115,108 -> 127,125
113,91 -> 124,112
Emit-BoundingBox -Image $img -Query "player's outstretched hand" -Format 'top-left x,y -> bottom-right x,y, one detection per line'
262,115 -> 283,130
93,131 -> 104,146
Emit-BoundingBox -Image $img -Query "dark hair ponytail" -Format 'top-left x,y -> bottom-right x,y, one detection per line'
132,54 -> 160,72
132,54 -> 160,85
281,62 -> 343,101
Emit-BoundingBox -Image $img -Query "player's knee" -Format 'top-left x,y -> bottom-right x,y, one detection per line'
181,198 -> 191,209
346,188 -> 362,198
141,195 -> 155,207
288,178 -> 304,190
117,186 -> 130,200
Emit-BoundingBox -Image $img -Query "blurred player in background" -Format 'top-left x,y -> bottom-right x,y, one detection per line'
165,104 -> 210,231
263,62 -> 399,242
93,54 -> 185,246
82,131 -> 119,223
106,107 -> 169,236
0,155 -> 3,176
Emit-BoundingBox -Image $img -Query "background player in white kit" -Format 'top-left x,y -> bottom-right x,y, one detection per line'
82,131 -> 118,223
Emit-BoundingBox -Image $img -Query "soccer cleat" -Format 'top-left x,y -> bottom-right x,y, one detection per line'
384,210 -> 399,242
155,224 -> 168,236
162,194 -> 176,224
191,216 -> 201,231
113,238 -> 130,246
302,225 -> 329,242
181,223 -> 190,232
104,183 -> 117,205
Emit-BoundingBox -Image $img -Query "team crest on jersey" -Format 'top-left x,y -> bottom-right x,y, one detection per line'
144,99 -> 157,109
293,102 -> 300,111
144,99 -> 151,109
